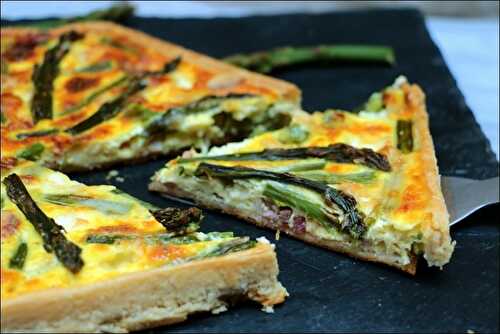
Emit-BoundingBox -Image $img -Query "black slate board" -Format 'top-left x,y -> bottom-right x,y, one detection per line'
3,9 -> 499,333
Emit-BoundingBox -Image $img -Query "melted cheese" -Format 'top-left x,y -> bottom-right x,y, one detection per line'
0,161 -> 248,301
155,77 -> 454,267
0,27 -> 292,171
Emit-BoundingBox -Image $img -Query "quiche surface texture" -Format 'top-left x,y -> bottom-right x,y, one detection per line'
151,77 -> 455,274
1,22 -> 300,171
0,160 -> 287,332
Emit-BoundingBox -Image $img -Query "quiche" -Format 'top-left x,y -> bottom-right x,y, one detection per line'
150,77 -> 455,274
0,159 -> 287,332
0,22 -> 300,171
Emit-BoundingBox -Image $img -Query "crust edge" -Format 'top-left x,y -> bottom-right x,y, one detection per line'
149,181 -> 417,275
402,82 -> 454,267
1,243 -> 287,333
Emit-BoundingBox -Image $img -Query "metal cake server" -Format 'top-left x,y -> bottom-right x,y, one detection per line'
441,176 -> 499,226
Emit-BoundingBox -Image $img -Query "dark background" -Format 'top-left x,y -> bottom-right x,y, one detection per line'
3,9 -> 499,333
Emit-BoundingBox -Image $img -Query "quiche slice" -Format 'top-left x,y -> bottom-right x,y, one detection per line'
150,77 -> 455,274
0,160 -> 287,333
1,22 -> 300,171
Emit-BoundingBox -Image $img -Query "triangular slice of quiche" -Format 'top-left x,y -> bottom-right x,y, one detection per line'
150,77 -> 455,274
1,22 -> 300,171
0,159 -> 287,332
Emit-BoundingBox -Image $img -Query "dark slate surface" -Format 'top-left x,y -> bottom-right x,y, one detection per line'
3,9 -> 498,333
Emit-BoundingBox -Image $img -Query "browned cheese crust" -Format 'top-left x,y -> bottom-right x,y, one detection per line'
2,22 -> 300,103
149,80 -> 454,275
1,22 -> 301,171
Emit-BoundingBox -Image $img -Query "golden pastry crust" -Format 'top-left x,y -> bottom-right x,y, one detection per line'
150,180 -> 417,274
1,22 -> 301,171
1,243 -> 287,333
0,161 -> 287,332
401,83 -> 453,266
150,77 -> 454,274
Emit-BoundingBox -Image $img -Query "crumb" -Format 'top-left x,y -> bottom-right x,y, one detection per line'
261,305 -> 274,313
256,236 -> 270,244
106,170 -> 125,183
211,304 -> 228,314
257,236 -> 275,249
275,229 -> 280,240
106,170 -> 119,180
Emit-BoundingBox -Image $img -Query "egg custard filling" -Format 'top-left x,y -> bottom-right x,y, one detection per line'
1,160 -> 280,301
1,23 -> 299,171
151,77 -> 455,274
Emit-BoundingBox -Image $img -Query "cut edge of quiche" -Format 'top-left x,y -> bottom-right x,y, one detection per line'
1,22 -> 301,172
0,160 -> 287,333
150,76 -> 455,275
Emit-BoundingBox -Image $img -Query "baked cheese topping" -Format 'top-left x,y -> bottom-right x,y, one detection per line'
153,77 -> 454,268
1,25 -> 298,171
1,160 -> 258,300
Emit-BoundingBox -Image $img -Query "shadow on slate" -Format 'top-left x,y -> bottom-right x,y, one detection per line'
2,8 -> 498,333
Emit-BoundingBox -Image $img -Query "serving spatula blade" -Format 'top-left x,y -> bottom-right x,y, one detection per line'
441,176 -> 499,226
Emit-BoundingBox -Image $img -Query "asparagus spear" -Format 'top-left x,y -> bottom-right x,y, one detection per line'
65,77 -> 145,135
31,31 -> 83,123
202,238 -> 256,258
9,242 -> 28,270
145,93 -> 257,134
44,194 -> 132,215
16,129 -> 58,140
397,120 -> 413,153
86,234 -> 132,244
19,3 -> 135,30
86,230 -> 234,245
224,45 -> 395,73
179,143 -> 391,172
150,207 -> 202,234
16,143 -> 45,161
86,233 -> 201,245
3,174 -> 84,273
295,170 -> 376,184
263,183 -> 334,231
194,163 -> 365,238
269,159 -> 326,173
75,60 -> 113,73
61,75 -> 128,115
66,57 -> 181,135
86,233 -> 255,258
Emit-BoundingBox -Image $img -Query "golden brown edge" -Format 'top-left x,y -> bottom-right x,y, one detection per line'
403,83 -> 454,266
1,243 -> 286,333
1,21 -> 301,103
149,181 -> 417,275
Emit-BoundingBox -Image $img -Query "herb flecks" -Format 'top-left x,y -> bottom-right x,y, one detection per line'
31,31 -> 83,123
